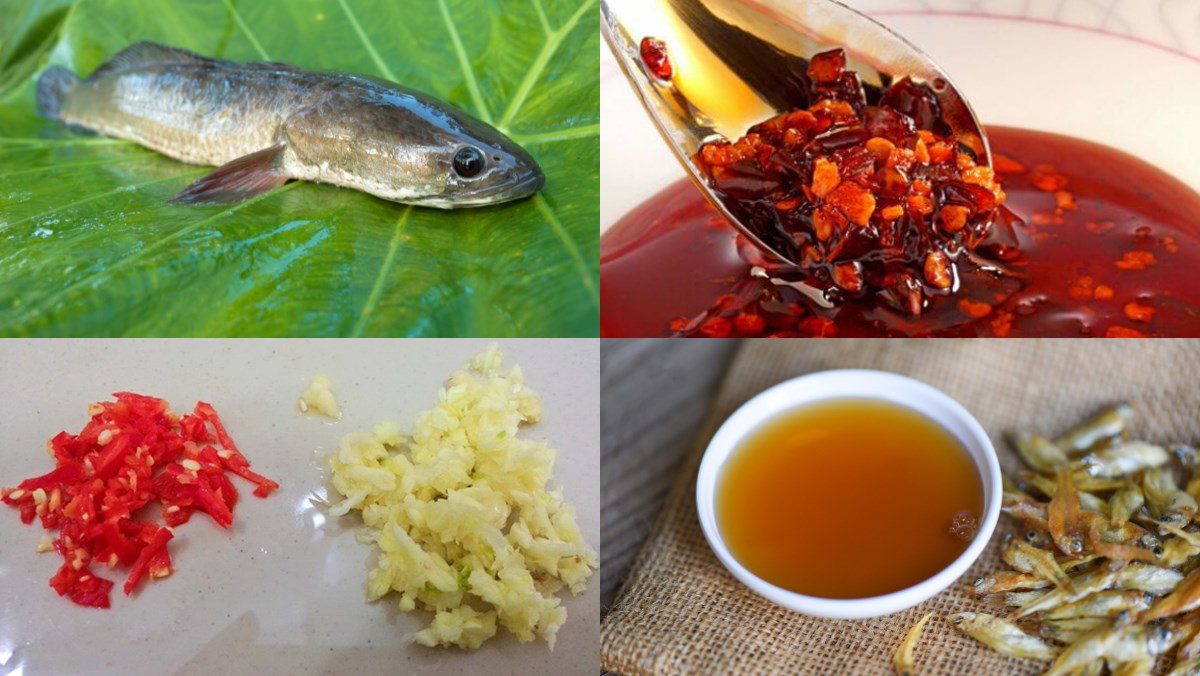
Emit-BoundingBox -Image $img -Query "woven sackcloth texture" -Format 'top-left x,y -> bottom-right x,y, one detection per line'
601,339 -> 1200,675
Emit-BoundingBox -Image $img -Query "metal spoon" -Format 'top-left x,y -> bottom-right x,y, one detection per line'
601,0 -> 991,267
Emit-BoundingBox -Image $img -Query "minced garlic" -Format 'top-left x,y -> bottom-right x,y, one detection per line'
299,374 -> 341,419
328,345 -> 596,650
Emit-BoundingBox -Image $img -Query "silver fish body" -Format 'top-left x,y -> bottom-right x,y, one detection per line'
36,42 -> 543,207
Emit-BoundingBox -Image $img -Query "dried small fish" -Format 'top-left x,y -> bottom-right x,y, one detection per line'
1003,500 -> 1050,532
948,612 -> 1059,660
1016,564 -> 1126,619
1053,402 -> 1133,455
1003,541 -> 1072,588
1144,568 -> 1200,621
1109,485 -> 1145,528
1088,520 -> 1157,563
1049,470 -> 1086,557
1007,589 -> 1051,608
1177,611 -> 1200,661
1037,616 -> 1108,644
892,611 -> 932,676
1168,658 -> 1200,676
1143,467 -> 1198,526
1104,623 -> 1174,664
1078,442 -> 1171,479
973,570 -> 1050,596
1045,591 -> 1153,621
959,406 -> 1200,673
1160,536 -> 1200,567
1115,562 -> 1184,595
1044,618 -> 1130,675
1083,512 -> 1148,547
1012,432 -> 1069,473
1175,444 -> 1200,470
1021,471 -> 1111,513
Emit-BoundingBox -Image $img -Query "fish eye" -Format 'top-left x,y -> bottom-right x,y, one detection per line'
453,147 -> 485,178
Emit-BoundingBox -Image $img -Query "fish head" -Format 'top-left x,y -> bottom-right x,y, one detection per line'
322,86 -> 545,208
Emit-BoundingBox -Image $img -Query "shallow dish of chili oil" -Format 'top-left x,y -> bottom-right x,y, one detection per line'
716,398 -> 984,599
601,41 -> 1200,338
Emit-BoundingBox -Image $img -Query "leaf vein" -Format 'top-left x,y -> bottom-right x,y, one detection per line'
336,0 -> 397,81
514,123 -> 598,145
436,0 -> 491,123
533,193 -> 598,309
530,0 -> 552,36
220,0 -> 272,60
497,0 -> 597,129
352,205 -> 414,336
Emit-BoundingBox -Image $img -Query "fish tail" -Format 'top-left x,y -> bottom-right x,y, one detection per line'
36,66 -> 79,121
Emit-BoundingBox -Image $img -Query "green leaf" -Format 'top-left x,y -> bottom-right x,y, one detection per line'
0,0 -> 598,336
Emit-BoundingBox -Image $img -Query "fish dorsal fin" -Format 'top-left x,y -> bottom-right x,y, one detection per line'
90,42 -> 210,78
242,61 -> 305,73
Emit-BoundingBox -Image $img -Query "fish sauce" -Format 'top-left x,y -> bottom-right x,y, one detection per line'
716,398 -> 984,599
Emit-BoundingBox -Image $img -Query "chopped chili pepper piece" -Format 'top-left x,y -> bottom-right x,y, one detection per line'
2,393 -> 274,608
124,526 -> 173,596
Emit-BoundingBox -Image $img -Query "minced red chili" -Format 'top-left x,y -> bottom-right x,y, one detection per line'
694,48 -> 1006,316
1,392 -> 276,608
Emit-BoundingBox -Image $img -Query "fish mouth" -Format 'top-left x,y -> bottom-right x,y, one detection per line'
428,169 -> 546,209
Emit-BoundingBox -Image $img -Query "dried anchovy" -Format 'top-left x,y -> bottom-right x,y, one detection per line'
931,404 -> 1200,675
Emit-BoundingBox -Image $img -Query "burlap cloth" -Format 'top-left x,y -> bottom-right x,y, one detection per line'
601,339 -> 1200,675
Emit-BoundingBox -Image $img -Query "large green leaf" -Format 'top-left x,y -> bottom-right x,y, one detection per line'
0,0 -> 599,336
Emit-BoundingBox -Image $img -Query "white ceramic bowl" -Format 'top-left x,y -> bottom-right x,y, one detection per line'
695,369 -> 1001,620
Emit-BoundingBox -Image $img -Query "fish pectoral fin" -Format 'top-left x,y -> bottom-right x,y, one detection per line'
170,144 -> 291,205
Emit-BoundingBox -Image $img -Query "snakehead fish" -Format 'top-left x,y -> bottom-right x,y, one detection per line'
35,42 -> 544,207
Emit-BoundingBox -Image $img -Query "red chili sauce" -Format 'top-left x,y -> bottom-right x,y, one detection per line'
605,51 -> 1200,337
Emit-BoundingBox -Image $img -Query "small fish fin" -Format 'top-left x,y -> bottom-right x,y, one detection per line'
170,144 -> 290,205
36,66 -> 79,121
242,60 -> 305,73
92,42 -> 210,78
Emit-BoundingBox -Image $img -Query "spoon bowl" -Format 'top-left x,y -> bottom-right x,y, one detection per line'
600,0 -> 991,266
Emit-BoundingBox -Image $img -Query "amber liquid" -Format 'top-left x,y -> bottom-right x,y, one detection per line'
716,398 -> 983,599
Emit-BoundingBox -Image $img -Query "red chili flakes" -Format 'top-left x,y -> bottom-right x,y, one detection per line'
1106,326 -> 1148,338
832,261 -> 864,293
1115,251 -> 1158,271
734,313 -> 766,335
1164,236 -> 1179,254
639,37 -> 672,80
796,316 -> 837,337
1,393 -> 276,608
990,310 -> 1015,337
958,298 -> 993,319
1030,164 -> 1068,192
1053,190 -> 1077,211
811,157 -> 840,198
1085,220 -> 1115,235
938,205 -> 970,234
694,47 -> 1006,317
825,181 -> 876,226
1068,275 -> 1095,301
1123,301 -> 1155,323
807,48 -> 845,83
698,316 -> 732,338
992,153 -> 1027,174
1094,285 -> 1115,301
